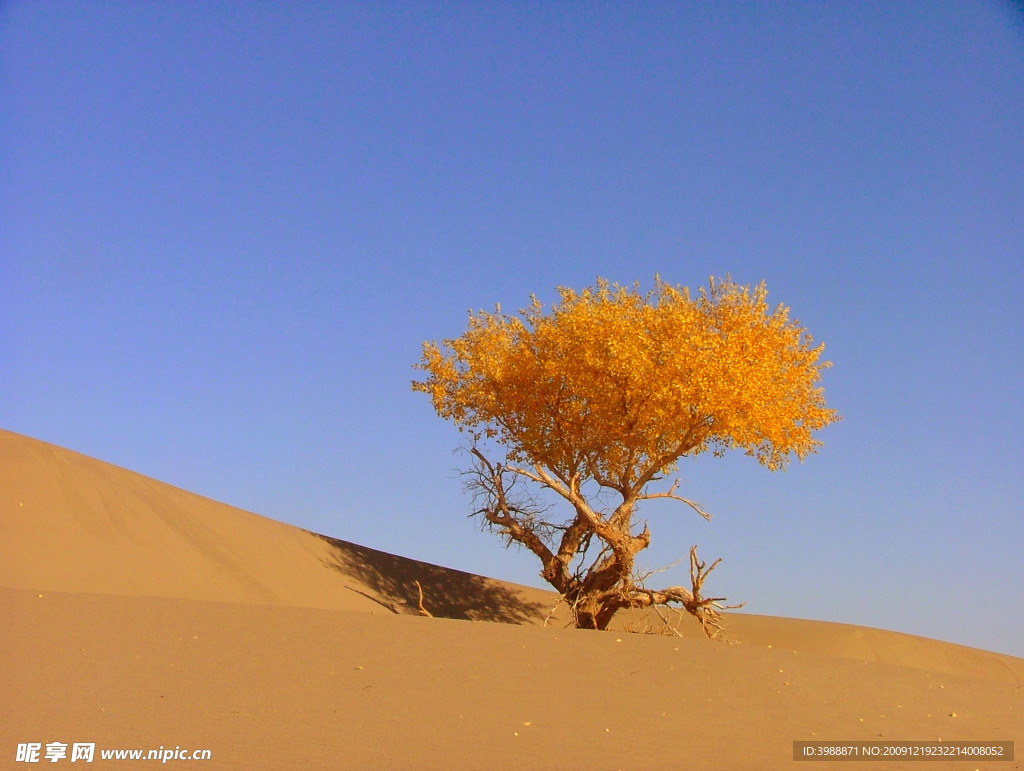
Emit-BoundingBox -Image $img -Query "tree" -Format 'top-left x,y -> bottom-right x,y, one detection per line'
412,276 -> 839,635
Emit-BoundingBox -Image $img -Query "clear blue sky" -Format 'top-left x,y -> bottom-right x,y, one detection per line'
3,2 -> 1022,657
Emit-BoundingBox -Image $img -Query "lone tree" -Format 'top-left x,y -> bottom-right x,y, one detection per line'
413,276 -> 838,635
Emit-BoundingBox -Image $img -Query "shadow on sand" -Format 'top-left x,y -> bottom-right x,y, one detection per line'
312,532 -> 548,625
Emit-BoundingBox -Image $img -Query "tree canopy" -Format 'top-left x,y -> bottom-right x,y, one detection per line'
413,276 -> 838,633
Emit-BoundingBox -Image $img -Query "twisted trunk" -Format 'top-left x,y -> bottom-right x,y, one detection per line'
468,448 -> 738,635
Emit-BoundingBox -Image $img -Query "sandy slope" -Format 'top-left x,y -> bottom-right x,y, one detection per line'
1,429 -> 1021,768
0,429 -> 550,620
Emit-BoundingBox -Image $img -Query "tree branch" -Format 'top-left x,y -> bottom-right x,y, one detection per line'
643,545 -> 744,637
503,461 -> 571,499
629,417 -> 712,497
635,478 -> 713,521
467,448 -> 558,570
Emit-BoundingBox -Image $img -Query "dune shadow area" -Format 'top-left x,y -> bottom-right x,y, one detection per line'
312,532 -> 548,625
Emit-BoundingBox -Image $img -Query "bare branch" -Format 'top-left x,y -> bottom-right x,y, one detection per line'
542,596 -> 563,628
632,545 -> 743,639
634,553 -> 687,584
652,604 -> 684,638
629,422 -> 710,497
591,469 -> 626,497
635,478 -> 713,521
466,447 -> 558,569
503,462 -> 572,499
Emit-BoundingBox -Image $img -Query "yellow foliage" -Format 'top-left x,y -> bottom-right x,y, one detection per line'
413,276 -> 838,489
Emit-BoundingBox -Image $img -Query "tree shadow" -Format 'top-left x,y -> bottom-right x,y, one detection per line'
311,532 -> 548,625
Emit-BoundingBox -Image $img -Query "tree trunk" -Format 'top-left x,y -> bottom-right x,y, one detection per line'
569,589 -> 627,630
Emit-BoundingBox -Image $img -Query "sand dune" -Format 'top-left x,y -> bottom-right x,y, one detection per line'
0,429 -> 550,620
2,429 -> 1020,768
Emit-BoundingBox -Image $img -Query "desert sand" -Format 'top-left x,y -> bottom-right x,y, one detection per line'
2,428 -> 1020,768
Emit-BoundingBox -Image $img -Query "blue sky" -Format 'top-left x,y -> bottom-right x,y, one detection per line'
3,1 -> 1022,657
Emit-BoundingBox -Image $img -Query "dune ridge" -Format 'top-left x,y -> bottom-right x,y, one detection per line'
2,428 -> 1021,768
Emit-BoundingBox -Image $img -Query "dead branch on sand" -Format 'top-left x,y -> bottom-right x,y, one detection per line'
640,546 -> 744,639
413,580 -> 433,617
